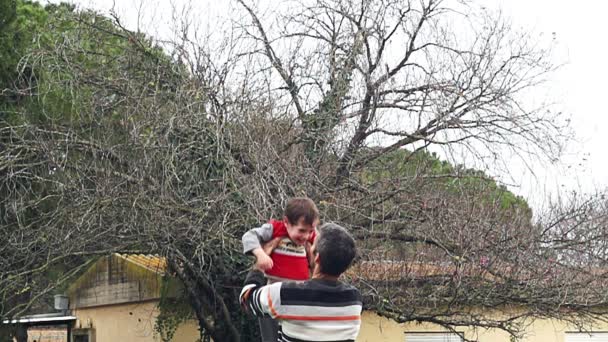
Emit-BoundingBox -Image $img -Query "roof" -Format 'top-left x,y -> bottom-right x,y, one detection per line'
349,261 -> 450,280
67,253 -> 182,309
114,253 -> 167,274
348,260 -> 499,282
2,313 -> 76,324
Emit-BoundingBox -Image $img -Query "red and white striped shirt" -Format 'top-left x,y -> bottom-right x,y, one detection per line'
240,270 -> 362,341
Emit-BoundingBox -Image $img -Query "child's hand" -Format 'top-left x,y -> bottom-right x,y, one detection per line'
255,252 -> 274,271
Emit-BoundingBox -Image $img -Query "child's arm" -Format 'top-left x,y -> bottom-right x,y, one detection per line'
242,223 -> 275,271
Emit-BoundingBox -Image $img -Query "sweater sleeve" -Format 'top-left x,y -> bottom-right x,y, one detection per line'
239,270 -> 282,318
242,223 -> 274,254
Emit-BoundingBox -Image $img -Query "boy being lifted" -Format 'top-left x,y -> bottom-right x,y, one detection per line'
242,197 -> 319,342
242,197 -> 318,281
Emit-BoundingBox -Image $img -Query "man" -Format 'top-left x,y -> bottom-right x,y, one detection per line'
240,223 -> 362,342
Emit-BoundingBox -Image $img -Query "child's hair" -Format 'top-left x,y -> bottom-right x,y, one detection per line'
284,197 -> 319,226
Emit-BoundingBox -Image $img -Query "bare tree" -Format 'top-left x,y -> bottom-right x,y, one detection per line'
3,1 -> 608,342
233,0 -> 565,178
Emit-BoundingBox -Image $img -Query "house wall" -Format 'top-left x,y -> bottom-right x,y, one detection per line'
357,311 -> 608,342
71,301 -> 199,342
72,305 -> 607,342
70,256 -> 162,309
26,326 -> 67,342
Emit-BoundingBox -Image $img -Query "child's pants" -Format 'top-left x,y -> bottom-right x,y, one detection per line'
258,316 -> 279,342
258,277 -> 283,341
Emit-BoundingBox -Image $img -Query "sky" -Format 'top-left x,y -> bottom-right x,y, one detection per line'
44,0 -> 608,210
488,0 -> 608,206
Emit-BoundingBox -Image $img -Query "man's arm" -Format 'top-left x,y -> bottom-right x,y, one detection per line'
239,270 -> 282,317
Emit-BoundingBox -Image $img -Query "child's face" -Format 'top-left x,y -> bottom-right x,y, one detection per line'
284,217 -> 315,246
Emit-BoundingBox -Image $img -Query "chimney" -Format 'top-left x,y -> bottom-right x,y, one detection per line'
54,294 -> 69,314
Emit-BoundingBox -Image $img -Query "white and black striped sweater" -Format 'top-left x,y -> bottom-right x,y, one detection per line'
240,270 -> 362,342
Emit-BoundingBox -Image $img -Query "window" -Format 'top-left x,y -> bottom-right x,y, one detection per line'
566,332 -> 608,342
73,336 -> 88,342
72,328 -> 95,342
405,332 -> 464,342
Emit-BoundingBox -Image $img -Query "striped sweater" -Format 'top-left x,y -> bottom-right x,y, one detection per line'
240,270 -> 362,342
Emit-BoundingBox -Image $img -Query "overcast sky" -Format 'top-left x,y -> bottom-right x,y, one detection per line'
45,0 -> 608,209
490,0 -> 608,206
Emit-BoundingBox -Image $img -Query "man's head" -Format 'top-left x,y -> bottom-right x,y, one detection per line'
311,223 -> 357,277
284,197 -> 319,245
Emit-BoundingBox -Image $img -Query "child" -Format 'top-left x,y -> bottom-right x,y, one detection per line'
242,197 -> 319,341
242,197 -> 319,281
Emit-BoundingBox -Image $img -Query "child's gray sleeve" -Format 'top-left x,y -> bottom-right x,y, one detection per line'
242,223 -> 274,254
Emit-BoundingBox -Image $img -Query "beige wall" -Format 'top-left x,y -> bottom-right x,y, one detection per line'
170,320 -> 200,342
72,301 -> 199,342
358,311 -> 608,342
70,303 -> 608,342
27,326 -> 67,342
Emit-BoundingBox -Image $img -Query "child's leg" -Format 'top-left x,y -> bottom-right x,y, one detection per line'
257,277 -> 281,341
258,316 -> 279,342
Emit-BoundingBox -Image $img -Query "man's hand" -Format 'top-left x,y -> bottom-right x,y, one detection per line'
262,237 -> 282,255
252,248 -> 274,271
304,241 -> 314,270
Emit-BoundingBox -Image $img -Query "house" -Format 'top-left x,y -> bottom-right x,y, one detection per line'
19,254 -> 608,342
351,261 -> 608,342
3,312 -> 76,342
66,253 -> 199,342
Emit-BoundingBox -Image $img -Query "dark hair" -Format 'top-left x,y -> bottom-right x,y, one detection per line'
284,197 -> 319,226
316,223 -> 357,276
